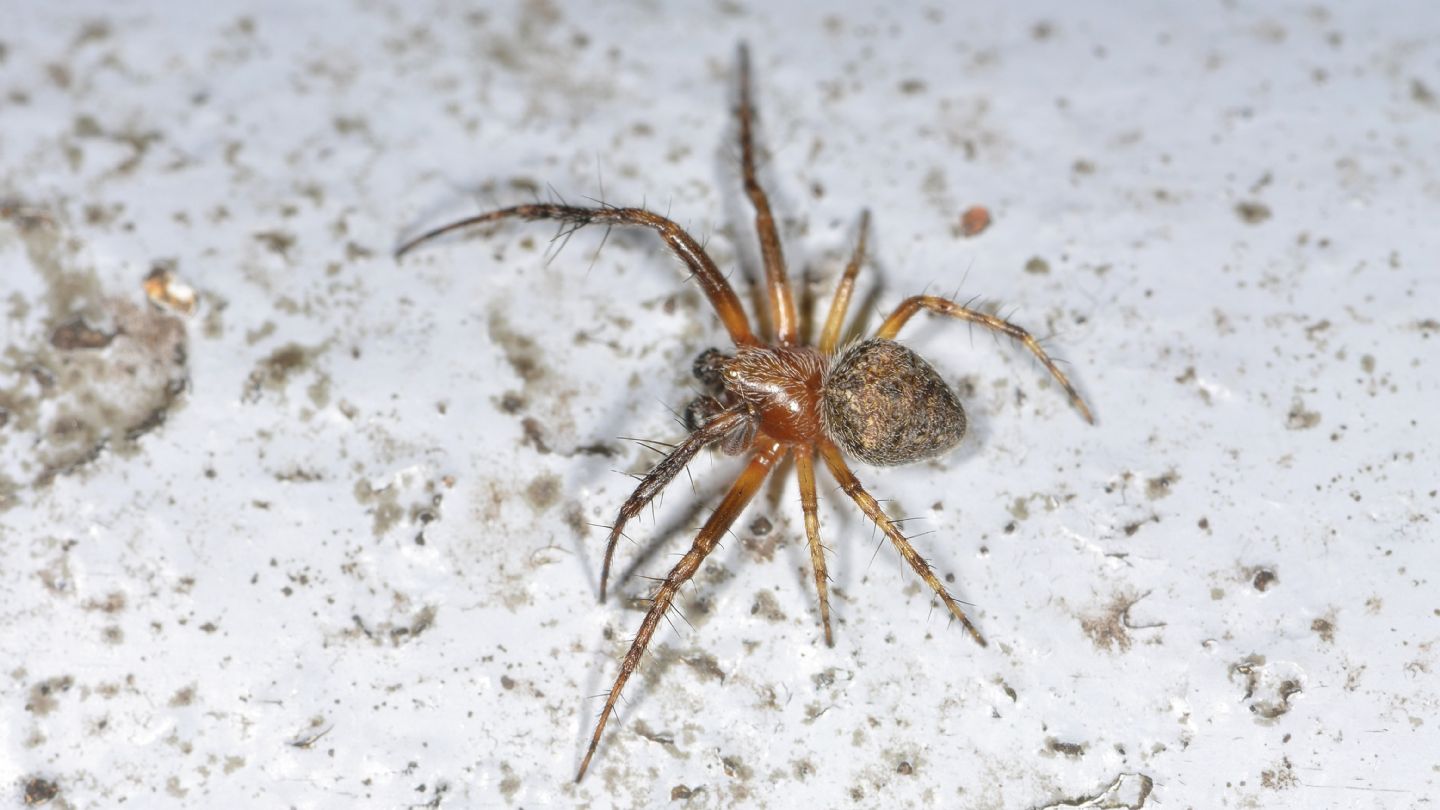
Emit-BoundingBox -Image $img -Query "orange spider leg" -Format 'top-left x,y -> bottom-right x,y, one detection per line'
396,203 -> 758,347
598,409 -> 747,601
816,438 -> 987,647
818,210 -> 871,355
576,440 -> 784,782
736,45 -> 798,346
875,295 -> 1094,424
793,446 -> 833,647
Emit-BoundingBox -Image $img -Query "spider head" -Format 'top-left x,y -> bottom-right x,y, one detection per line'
822,338 -> 966,467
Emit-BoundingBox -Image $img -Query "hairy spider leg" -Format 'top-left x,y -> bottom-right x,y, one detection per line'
794,446 -> 834,647
874,295 -> 1094,424
818,210 -> 871,355
816,438 -> 987,647
736,45 -> 798,346
396,203 -> 758,347
577,441 -> 784,781
599,409 -> 748,602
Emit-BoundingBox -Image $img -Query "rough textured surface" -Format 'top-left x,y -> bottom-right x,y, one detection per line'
823,338 -> 966,466
2,1 -> 1439,808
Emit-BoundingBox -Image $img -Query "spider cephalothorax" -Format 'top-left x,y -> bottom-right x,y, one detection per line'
396,46 -> 1093,781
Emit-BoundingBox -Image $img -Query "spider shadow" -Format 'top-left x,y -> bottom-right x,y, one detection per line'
564,391 -> 697,601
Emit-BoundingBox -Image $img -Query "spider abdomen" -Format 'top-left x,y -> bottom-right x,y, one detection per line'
822,338 -> 966,466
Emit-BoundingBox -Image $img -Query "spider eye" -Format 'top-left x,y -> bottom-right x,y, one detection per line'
822,339 -> 966,467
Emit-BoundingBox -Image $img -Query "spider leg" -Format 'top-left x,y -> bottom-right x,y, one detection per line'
736,45 -> 798,346
874,295 -> 1094,424
599,409 -> 750,602
818,210 -> 871,355
397,203 -> 757,346
794,446 -> 834,647
815,439 -> 987,647
577,441 -> 783,781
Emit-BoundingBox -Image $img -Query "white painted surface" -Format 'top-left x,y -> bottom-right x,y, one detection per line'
2,1 -> 1437,808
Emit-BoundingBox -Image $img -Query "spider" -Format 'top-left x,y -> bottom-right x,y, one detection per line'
396,46 -> 1094,782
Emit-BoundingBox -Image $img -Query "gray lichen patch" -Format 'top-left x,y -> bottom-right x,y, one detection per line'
1229,654 -> 1304,723
0,295 -> 188,503
1036,772 -> 1154,809
353,474 -> 447,540
1079,590 -> 1164,653
1145,469 -> 1179,500
26,674 -> 75,716
750,589 -> 787,623
524,472 -> 561,512
487,309 -> 549,385
343,600 -> 438,647
1284,398 -> 1321,430
241,341 -> 327,405
1043,736 -> 1086,758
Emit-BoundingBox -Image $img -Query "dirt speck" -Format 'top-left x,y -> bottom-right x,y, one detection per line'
1145,470 -> 1179,500
1235,201 -> 1271,224
957,205 -> 991,237
253,229 -> 296,258
1261,756 -> 1298,789
1310,616 -> 1335,643
1412,78 -> 1437,106
1285,399 -> 1320,430
23,776 -> 60,805
498,763 -> 520,800
1080,591 -> 1161,653
243,342 -> 321,403
168,684 -> 197,707
26,675 -> 74,716
1230,654 -> 1303,721
682,652 -> 726,683
1252,568 -> 1278,591
1045,736 -> 1086,758
83,591 -> 127,613
345,602 -> 438,647
524,472 -> 561,511
1024,256 -> 1051,275
721,754 -> 753,780
750,589 -> 786,622
742,520 -> 782,562
353,478 -> 404,537
50,318 -> 113,349
488,310 -> 548,384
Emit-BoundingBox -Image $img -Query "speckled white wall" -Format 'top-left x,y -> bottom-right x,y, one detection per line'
2,1 -> 1437,808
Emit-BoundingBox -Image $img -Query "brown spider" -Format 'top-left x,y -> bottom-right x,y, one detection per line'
396,47 -> 1094,781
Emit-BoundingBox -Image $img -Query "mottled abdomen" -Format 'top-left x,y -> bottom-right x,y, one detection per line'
822,339 -> 966,466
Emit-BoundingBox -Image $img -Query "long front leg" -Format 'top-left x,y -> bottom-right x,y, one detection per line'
599,409 -> 748,601
396,203 -> 757,347
875,295 -> 1094,424
816,439 -> 987,647
736,45 -> 798,345
576,441 -> 783,781
794,446 -> 833,647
